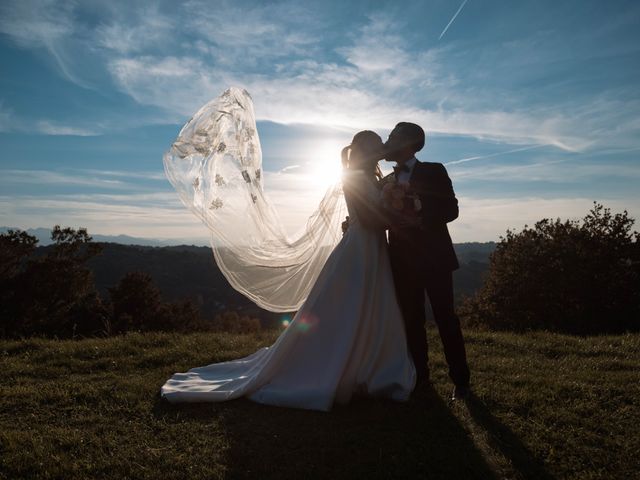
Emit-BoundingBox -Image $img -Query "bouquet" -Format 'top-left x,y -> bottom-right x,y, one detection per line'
382,179 -> 422,213
381,177 -> 422,228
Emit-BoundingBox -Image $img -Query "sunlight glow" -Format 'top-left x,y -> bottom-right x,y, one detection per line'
308,140 -> 345,190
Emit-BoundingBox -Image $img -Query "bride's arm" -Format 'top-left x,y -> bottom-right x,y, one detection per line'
342,172 -> 390,230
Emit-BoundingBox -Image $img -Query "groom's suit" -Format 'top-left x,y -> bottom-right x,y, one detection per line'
387,158 -> 470,388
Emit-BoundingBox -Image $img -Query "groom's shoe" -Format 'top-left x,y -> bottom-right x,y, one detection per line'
451,384 -> 471,401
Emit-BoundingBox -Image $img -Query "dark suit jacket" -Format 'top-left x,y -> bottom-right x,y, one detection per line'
388,160 -> 460,273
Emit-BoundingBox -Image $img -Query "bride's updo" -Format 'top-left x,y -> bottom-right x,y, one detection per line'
341,130 -> 383,180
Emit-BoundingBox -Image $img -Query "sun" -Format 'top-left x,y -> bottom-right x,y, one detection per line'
308,140 -> 345,190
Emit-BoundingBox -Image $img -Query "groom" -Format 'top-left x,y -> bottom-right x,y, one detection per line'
383,122 -> 470,400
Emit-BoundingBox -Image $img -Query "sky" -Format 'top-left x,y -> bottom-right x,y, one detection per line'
1,0 -> 639,244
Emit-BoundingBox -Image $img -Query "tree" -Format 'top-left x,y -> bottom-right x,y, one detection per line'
0,229 -> 38,280
0,230 -> 39,337
108,272 -> 163,333
108,271 -> 200,334
0,226 -> 106,338
460,203 -> 640,334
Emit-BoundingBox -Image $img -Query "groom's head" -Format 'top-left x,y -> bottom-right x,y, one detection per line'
384,122 -> 425,163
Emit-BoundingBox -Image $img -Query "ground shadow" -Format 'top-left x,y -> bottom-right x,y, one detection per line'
465,394 -> 555,480
154,386 -> 499,479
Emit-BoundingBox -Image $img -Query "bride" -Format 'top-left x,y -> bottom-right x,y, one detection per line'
161,90 -> 416,411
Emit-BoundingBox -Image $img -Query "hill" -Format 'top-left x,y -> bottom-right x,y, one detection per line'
33,242 -> 495,321
1,328 -> 637,479
0,226 -> 183,247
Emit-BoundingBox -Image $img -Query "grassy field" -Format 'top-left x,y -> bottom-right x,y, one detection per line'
1,327 -> 638,479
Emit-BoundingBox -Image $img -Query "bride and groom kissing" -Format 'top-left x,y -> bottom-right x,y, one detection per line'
162,121 -> 471,411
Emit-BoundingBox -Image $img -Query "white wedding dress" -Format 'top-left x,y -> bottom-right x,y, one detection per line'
161,171 -> 416,411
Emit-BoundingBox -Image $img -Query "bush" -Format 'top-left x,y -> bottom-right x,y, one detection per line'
108,271 -> 201,334
212,310 -> 262,333
460,203 -> 640,334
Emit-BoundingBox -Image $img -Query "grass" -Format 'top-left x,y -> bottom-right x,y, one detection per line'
1,327 -> 638,479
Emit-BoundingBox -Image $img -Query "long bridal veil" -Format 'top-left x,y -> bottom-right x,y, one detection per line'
163,87 -> 347,312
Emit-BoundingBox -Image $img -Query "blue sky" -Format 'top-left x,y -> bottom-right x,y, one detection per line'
1,0 -> 639,243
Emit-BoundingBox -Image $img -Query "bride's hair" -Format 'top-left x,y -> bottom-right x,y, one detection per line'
341,130 -> 383,180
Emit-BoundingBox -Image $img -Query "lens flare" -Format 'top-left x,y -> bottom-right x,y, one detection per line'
280,314 -> 293,328
295,314 -> 318,333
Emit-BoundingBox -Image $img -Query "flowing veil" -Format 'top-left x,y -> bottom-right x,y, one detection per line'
163,87 -> 347,312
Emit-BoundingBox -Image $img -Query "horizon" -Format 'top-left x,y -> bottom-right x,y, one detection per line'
0,225 -> 500,248
1,1 -> 639,243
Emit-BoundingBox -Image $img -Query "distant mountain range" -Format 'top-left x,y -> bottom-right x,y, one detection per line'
25,241 -> 495,323
5,227 -> 495,321
1,228 -> 496,258
0,227 -> 209,247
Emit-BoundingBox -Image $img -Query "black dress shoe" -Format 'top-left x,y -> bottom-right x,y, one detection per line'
451,385 -> 471,401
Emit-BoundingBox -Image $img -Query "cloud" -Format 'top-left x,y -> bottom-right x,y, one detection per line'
95,4 -> 173,54
108,55 -> 220,118
0,0 -> 95,88
0,170 -> 125,189
35,120 -> 99,136
98,9 -> 626,152
4,189 -> 638,244
279,165 -> 301,173
0,110 -> 101,135
0,0 -> 73,48
0,169 -> 167,190
451,196 -> 640,242
450,158 -> 640,183
2,1 -> 639,152
0,193 -> 208,239
184,0 -> 320,65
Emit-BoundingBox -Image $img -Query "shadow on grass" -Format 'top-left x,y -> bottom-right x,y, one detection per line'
153,386 -> 498,479
465,394 -> 555,480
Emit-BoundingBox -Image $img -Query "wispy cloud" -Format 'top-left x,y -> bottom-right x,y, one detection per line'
279,165 -> 301,173
451,158 -> 640,183
95,4 -> 173,55
0,0 -> 95,89
451,196 -> 640,241
3,191 -> 637,244
0,193 -> 208,239
0,169 -> 167,190
2,2 -> 638,151
0,170 -> 126,189
0,0 -> 73,48
35,120 -> 99,136
0,116 -> 101,136
100,10 -> 634,152
0,0 -> 640,151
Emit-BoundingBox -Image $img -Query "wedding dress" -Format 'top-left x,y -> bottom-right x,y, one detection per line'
161,173 -> 416,411
161,88 -> 415,411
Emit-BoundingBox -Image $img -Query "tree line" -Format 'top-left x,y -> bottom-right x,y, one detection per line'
0,226 -> 261,339
1,203 -> 637,338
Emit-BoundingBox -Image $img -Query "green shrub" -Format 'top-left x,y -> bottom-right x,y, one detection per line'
460,203 -> 640,334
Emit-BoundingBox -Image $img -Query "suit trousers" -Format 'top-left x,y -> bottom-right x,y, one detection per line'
392,266 -> 470,388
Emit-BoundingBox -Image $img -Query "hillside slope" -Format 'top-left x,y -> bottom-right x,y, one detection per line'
1,328 -> 637,479
81,242 -> 495,318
